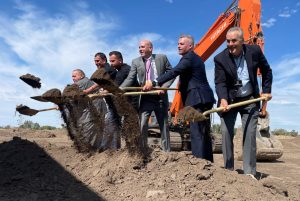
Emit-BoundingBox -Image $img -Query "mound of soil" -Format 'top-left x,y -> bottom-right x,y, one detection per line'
1,129 -> 299,201
19,73 -> 41,89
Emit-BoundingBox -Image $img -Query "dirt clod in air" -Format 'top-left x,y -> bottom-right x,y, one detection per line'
19,73 -> 41,89
91,68 -> 145,156
60,84 -> 107,153
16,104 -> 37,116
90,68 -> 124,94
42,88 -> 62,105
62,84 -> 84,100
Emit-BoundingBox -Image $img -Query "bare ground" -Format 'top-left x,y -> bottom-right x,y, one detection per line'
0,128 -> 299,201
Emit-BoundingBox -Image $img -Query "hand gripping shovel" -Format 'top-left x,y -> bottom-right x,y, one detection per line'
16,105 -> 58,116
178,97 -> 268,122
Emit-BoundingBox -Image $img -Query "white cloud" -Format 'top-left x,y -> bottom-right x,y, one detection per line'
0,1 -> 177,127
261,18 -> 276,28
165,0 -> 174,3
278,6 -> 298,18
266,53 -> 300,131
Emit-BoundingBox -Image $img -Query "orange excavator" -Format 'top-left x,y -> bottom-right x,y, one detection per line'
167,0 -> 283,160
170,0 -> 264,119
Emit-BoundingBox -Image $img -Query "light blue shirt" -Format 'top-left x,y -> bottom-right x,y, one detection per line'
234,53 -> 253,97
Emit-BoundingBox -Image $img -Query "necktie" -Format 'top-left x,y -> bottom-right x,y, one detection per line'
146,58 -> 151,81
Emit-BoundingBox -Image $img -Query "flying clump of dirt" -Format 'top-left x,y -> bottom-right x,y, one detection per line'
62,84 -> 85,101
19,73 -> 41,89
60,84 -> 104,153
91,68 -> 145,156
42,88 -> 63,105
90,68 -> 124,94
16,105 -> 36,116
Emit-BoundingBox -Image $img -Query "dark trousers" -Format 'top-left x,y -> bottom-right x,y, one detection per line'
221,100 -> 259,175
190,103 -> 214,162
139,95 -> 170,152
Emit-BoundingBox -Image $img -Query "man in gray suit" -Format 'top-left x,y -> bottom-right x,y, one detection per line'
214,27 -> 272,178
120,39 -> 174,152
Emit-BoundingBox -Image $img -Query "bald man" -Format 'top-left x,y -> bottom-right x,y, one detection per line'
120,39 -> 174,152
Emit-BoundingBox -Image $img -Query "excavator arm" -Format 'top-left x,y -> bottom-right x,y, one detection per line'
170,0 -> 265,120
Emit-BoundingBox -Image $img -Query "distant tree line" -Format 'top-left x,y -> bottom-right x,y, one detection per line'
0,120 -> 58,130
0,122 -> 298,135
210,124 -> 298,136
272,129 -> 298,137
18,120 -> 57,130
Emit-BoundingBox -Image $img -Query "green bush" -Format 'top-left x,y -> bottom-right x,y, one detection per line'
40,125 -> 56,130
272,128 -> 298,137
19,120 -> 56,130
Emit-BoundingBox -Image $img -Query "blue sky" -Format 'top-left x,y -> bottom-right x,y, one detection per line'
0,0 -> 299,132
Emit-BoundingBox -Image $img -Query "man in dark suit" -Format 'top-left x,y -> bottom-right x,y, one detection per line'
147,34 -> 215,162
83,52 -> 121,149
214,27 -> 272,177
120,39 -> 174,152
109,50 -> 139,111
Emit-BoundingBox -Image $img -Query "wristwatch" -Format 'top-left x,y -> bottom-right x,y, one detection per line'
152,81 -> 157,87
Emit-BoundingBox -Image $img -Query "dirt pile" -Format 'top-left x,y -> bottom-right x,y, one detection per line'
1,129 -> 299,201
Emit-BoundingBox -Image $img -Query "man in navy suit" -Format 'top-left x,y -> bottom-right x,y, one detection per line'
120,40 -> 174,152
109,50 -> 139,112
146,34 -> 215,162
214,27 -> 272,177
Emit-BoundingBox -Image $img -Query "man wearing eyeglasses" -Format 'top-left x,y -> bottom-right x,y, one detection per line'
214,27 -> 273,179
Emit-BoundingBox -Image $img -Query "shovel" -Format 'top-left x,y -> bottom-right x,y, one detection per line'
178,97 -> 268,122
16,105 -> 58,116
31,90 -> 161,102
121,87 -> 177,91
88,90 -> 161,98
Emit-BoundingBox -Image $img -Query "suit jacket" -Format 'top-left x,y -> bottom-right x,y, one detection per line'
120,54 -> 174,107
214,44 -> 272,105
104,63 -> 117,80
157,51 -> 215,107
114,63 -> 132,86
114,63 -> 139,110
76,77 -> 95,91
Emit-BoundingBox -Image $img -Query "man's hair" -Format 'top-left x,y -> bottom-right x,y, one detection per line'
73,69 -> 85,78
109,51 -> 123,61
94,52 -> 107,62
179,34 -> 194,46
227,27 -> 244,41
